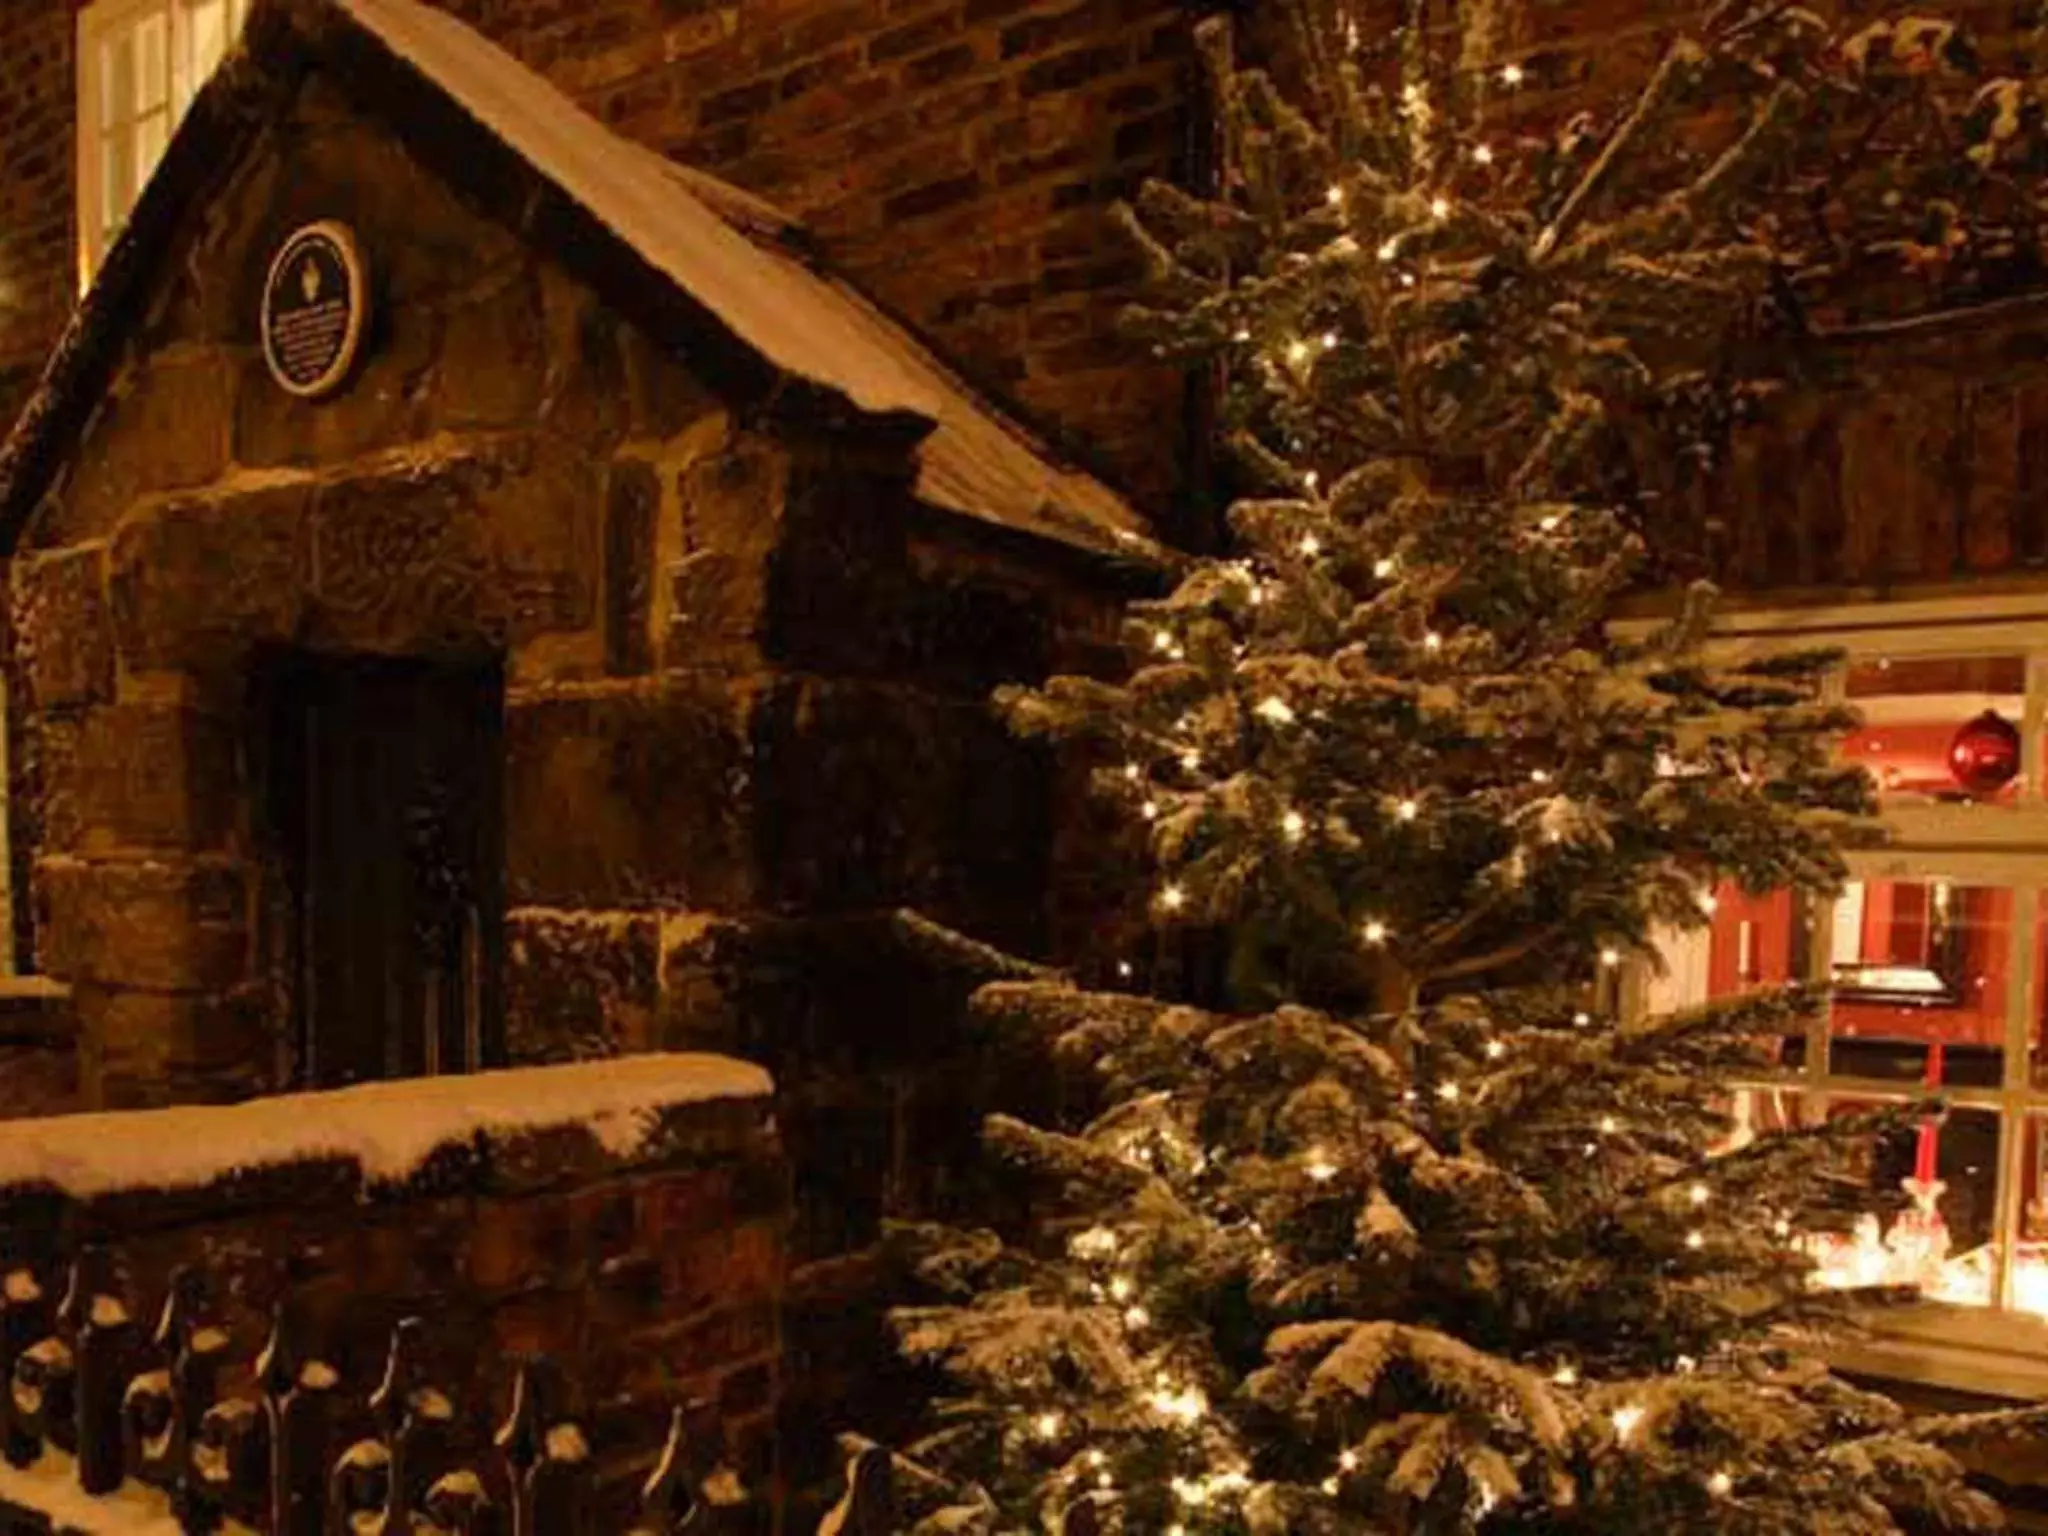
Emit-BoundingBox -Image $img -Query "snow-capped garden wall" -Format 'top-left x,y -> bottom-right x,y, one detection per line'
0,1055 -> 785,1496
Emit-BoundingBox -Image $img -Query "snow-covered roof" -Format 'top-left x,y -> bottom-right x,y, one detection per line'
0,1053 -> 771,1200
0,0 -> 1165,564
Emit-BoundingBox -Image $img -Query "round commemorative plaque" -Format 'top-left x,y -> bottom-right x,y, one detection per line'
261,221 -> 369,399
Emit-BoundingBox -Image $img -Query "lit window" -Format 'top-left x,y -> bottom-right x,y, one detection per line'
1640,597 -> 2048,1327
1841,655 -> 2027,803
75,0 -> 250,288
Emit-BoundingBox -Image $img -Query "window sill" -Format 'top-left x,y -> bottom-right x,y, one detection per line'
1828,1301 -> 2048,1401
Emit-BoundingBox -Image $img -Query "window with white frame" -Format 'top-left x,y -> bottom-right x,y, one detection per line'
75,0 -> 250,289
1644,595 -> 2048,1332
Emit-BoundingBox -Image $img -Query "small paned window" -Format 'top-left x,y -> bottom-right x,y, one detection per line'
75,0 -> 250,288
1645,602 -> 2048,1321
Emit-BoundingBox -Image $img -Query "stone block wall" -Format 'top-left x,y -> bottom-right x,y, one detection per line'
0,0 -> 1200,520
0,35 -> 1145,1517
0,1059 -> 787,1513
0,60 -> 1131,1479
1,71 -> 1087,1094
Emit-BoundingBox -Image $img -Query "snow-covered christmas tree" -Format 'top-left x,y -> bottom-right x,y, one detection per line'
865,4 -> 2048,1532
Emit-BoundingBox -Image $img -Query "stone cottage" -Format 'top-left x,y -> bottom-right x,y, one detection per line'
0,0 -> 1170,1426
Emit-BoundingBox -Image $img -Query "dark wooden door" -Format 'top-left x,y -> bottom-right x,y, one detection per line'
262,652 -> 505,1088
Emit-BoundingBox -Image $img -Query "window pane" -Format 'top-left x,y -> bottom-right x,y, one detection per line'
1828,879 -> 2008,1087
176,0 -> 225,114
1841,654 -> 2027,803
1802,1096 -> 2000,1306
100,130 -> 133,241
99,29 -> 133,132
2013,1117 -> 2048,1318
1683,884 -> 1810,1066
132,110 -> 167,197
131,10 -> 168,114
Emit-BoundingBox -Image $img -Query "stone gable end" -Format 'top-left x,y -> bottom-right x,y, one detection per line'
0,55 -> 1102,1122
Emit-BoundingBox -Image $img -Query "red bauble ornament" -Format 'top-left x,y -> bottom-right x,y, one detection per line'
1949,710 -> 2021,796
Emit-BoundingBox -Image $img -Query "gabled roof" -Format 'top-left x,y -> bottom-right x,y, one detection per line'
0,0 -> 1166,564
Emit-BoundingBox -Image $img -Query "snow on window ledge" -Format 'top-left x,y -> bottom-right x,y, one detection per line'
0,1053 -> 773,1203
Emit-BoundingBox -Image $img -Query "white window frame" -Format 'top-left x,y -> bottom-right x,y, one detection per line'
75,0 -> 249,291
1627,590 -> 2048,1390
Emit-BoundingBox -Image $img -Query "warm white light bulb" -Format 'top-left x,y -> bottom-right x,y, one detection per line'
1363,920 -> 1389,945
1124,1305 -> 1149,1329
1377,238 -> 1400,263
1437,1081 -> 1461,1102
1484,1039 -> 1505,1059
1304,470 -> 1320,492
1306,1150 -> 1338,1182
1152,630 -> 1173,652
1429,195 -> 1450,220
1397,798 -> 1419,821
1142,800 -> 1159,820
1424,631 -> 1443,651
1282,809 -> 1307,842
1552,1363 -> 1578,1386
1473,143 -> 1495,165
1327,184 -> 1344,206
1689,1182 -> 1710,1206
1501,62 -> 1525,85
1599,1115 -> 1618,1135
1180,749 -> 1200,771
1109,1275 -> 1133,1300
1675,1354 -> 1698,1374
1572,1011 -> 1590,1026
1531,769 -> 1550,784
1373,557 -> 1397,578
1299,534 -> 1322,557
1321,1476 -> 1340,1496
1539,513 -> 1561,532
1035,1412 -> 1061,1439
1612,1403 -> 1644,1439
1600,948 -> 1621,968
1322,330 -> 1339,351
1233,327 -> 1250,342
1072,1226 -> 1118,1259
1707,1471 -> 1732,1497
1685,1229 -> 1705,1250
1116,960 -> 1133,979
1160,884 -> 1186,911
1399,271 -> 1416,288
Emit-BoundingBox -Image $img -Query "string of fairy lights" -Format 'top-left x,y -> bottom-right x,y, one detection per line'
1039,1142 -> 1753,1517
1015,29 -> 1813,1530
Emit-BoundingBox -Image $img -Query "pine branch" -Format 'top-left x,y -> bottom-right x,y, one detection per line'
1534,37 -> 1705,264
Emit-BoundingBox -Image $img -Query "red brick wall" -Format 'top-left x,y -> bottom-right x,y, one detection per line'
439,0 -> 1200,509
0,0 -> 1200,516
0,3 -> 79,414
